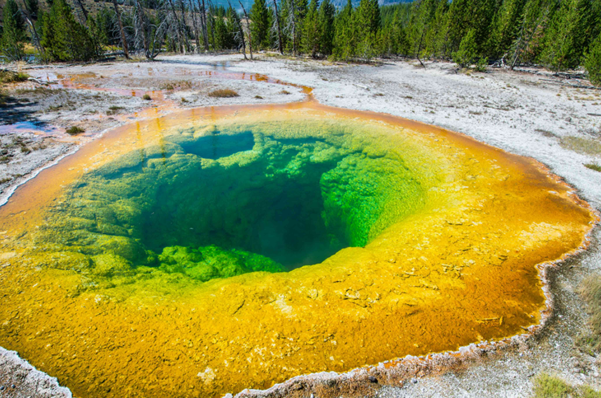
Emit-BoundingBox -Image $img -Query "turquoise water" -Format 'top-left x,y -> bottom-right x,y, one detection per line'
35,120 -> 427,283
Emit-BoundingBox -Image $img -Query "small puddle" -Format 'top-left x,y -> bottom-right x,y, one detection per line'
0,121 -> 63,135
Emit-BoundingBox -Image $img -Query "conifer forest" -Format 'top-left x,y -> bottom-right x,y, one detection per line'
1,0 -> 601,80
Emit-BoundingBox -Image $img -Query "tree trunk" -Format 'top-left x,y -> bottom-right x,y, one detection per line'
17,2 -> 44,55
199,0 -> 210,51
291,0 -> 297,56
272,0 -> 283,55
191,0 -> 202,53
179,0 -> 190,52
112,0 -> 130,59
229,0 -> 247,59
133,0 -> 149,55
239,0 -> 253,59
75,0 -> 89,22
416,31 -> 425,68
168,0 -> 185,53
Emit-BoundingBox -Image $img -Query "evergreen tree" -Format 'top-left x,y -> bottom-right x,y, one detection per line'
40,0 -> 99,61
542,0 -> 593,71
250,0 -> 271,49
423,0 -> 448,57
444,0 -> 471,54
406,0 -> 437,60
444,0 -> 497,56
1,0 -> 26,61
94,6 -> 118,46
332,0 -> 355,59
4,0 -> 26,32
452,28 -> 478,67
354,0 -> 380,59
508,0 -> 555,68
303,0 -> 319,56
214,15 -> 229,49
25,0 -> 39,20
317,0 -> 335,56
585,33 -> 601,85
486,0 -> 526,59
226,5 -> 244,51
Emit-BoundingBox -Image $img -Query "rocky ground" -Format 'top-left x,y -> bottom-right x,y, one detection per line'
1,53 -> 600,398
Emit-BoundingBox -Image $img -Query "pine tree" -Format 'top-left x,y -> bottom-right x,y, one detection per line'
542,0 -> 593,71
444,0 -> 471,54
585,33 -> 601,85
317,0 -> 335,56
444,0 -> 497,56
4,0 -> 26,32
385,16 -> 409,56
279,0 -> 293,51
406,0 -> 437,60
332,0 -> 355,60
424,0 -> 448,57
214,15 -> 229,49
1,0 -> 26,61
250,0 -> 271,49
40,0 -> 99,61
303,0 -> 319,56
507,0 -> 555,68
452,28 -> 478,67
25,0 -> 39,20
354,0 -> 380,59
226,5 -> 244,51
486,0 -> 526,59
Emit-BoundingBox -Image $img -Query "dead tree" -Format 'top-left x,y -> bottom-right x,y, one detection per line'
147,20 -> 167,59
75,0 -> 89,22
228,0 -> 247,59
167,0 -> 186,53
272,0 -> 283,55
15,1 -> 44,56
289,0 -> 297,56
195,0 -> 210,51
178,0 -> 191,52
189,0 -> 202,52
239,0 -> 253,59
133,0 -> 150,55
112,0 -> 130,59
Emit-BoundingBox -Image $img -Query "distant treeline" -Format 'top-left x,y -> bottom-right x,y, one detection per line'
1,0 -> 600,83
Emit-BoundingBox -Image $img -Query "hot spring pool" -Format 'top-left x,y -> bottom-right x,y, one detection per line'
0,103 -> 596,397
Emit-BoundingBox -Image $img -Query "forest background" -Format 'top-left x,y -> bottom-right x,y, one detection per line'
1,0 -> 601,84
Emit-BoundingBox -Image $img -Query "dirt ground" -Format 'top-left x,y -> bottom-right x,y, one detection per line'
1,54 -> 600,398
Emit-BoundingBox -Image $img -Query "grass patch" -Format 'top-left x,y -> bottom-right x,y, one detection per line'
0,70 -> 29,84
160,80 -> 194,91
66,126 -> 85,135
584,163 -> 601,172
577,275 -> 601,354
208,89 -> 239,98
15,86 -> 52,96
532,373 -> 601,398
532,373 -> 573,398
107,106 -> 123,115
560,136 -> 601,156
0,90 -> 9,106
